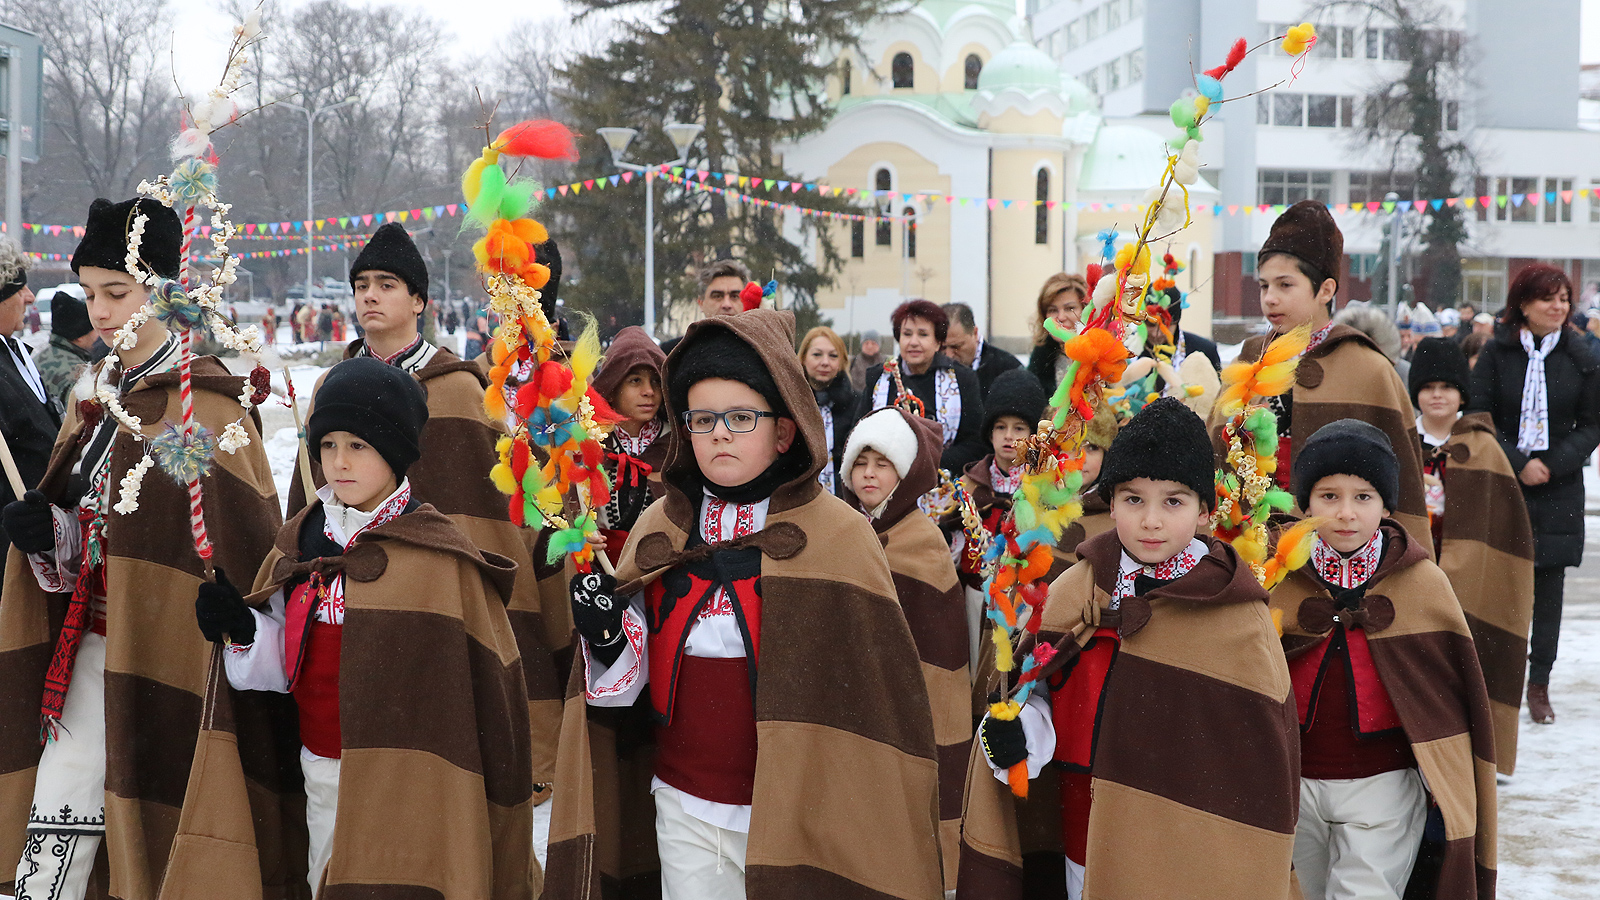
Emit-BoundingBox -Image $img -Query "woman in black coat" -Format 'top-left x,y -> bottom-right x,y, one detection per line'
798,325 -> 858,494
857,299 -> 987,476
1470,264 -> 1600,724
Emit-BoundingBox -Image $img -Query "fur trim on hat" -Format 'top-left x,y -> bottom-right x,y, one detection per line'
350,222 -> 429,301
1293,418 -> 1400,513
1408,337 -> 1471,407
1097,396 -> 1214,507
1259,199 -> 1343,288
72,197 -> 183,279
842,407 -> 920,482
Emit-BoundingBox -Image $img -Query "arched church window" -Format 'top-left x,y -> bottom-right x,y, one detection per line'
964,54 -> 983,89
892,52 -> 914,88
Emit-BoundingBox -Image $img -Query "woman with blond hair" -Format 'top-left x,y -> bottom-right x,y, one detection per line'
1026,272 -> 1089,391
799,325 -> 857,493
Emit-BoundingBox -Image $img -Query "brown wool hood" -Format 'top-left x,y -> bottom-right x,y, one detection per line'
661,309 -> 825,518
592,325 -> 666,412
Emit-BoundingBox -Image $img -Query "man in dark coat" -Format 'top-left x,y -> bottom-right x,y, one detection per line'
0,257 -> 59,586
942,301 -> 1021,396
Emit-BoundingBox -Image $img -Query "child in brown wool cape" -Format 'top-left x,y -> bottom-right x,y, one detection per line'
841,406 -> 972,890
589,325 -> 671,565
960,398 -> 1298,900
544,309 -> 942,900
193,357 -> 538,899
1273,419 -> 1497,900
1411,337 -> 1534,774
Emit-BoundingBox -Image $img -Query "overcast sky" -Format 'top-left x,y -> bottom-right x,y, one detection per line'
166,0 -> 1600,96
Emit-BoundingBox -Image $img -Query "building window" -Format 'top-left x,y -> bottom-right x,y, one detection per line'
1106,0 -> 1122,29
1258,169 -> 1333,206
1083,67 -> 1099,94
1086,8 -> 1100,40
1339,26 -> 1355,58
1365,28 -> 1380,59
1129,0 -> 1143,16
965,54 -> 983,90
1307,94 -> 1338,127
1350,172 -> 1417,205
1382,29 -> 1410,61
1127,48 -> 1143,84
1510,177 -> 1538,222
1188,247 -> 1200,289
1274,92 -> 1305,127
851,220 -> 864,258
840,58 -> 851,95
1444,100 -> 1459,131
1106,58 -> 1122,91
1340,96 -> 1355,127
892,52 -> 914,89
1462,257 -> 1507,312
1067,20 -> 1081,50
904,208 -> 917,258
1546,177 -> 1574,223
875,169 -> 893,246
1035,169 -> 1050,245
1591,178 -> 1600,223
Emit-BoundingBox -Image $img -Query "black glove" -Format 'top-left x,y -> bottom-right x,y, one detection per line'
2,489 -> 57,554
979,709 -> 1029,771
570,570 -> 626,666
195,568 -> 256,645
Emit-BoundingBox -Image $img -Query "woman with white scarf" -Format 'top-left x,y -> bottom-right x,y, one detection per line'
1471,263 -> 1600,725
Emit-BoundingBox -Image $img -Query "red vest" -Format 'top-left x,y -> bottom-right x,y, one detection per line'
1290,628 -> 1413,778
284,577 -> 343,758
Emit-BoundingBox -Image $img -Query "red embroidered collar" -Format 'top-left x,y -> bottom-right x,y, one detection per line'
1311,530 -> 1384,590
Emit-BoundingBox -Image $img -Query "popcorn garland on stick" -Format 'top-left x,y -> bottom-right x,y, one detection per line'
980,24 -> 1320,799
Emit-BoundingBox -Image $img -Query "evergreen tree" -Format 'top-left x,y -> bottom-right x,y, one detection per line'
546,0 -> 896,339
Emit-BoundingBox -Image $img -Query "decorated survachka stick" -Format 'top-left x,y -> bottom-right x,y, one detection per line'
458,114 -> 623,576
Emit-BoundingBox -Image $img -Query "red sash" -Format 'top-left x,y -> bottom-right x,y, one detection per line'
645,566 -> 763,724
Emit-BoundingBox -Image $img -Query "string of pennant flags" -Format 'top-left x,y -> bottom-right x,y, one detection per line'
12,165 -> 1600,243
25,237 -> 369,264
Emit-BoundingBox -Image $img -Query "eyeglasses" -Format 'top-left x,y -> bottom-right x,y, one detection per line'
682,409 -> 777,434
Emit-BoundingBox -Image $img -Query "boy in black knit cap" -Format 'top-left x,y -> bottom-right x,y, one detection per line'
546,310 -> 942,900
964,397 -> 1297,900
1271,419 -> 1497,900
193,357 -> 538,897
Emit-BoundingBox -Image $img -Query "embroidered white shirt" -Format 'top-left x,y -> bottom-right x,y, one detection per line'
1310,530 -> 1385,590
1112,538 -> 1207,607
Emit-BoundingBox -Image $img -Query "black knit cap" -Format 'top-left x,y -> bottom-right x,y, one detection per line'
535,237 -> 562,320
1293,418 -> 1399,513
668,324 -> 788,422
982,368 -> 1048,436
308,357 -> 430,478
1097,396 -> 1215,508
1408,336 -> 1471,407
0,270 -> 25,303
350,223 -> 429,302
72,197 -> 183,280
49,291 -> 92,339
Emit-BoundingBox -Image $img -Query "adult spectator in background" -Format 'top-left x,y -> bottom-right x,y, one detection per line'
1471,263 -> 1600,725
295,300 -> 314,344
798,325 -> 857,494
659,257 -> 750,355
941,301 -> 1020,395
849,328 -> 883,391
31,290 -> 96,405
1461,331 -> 1489,369
0,238 -> 58,588
1472,312 -> 1494,337
1438,306 -> 1460,339
1334,301 -> 1410,383
857,299 -> 986,475
1026,272 -> 1088,391
23,295 -> 40,333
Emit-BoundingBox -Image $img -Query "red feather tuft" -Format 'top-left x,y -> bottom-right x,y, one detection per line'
1085,263 -> 1103,294
496,120 -> 579,161
1205,37 -> 1250,80
740,281 -> 764,311
585,386 -> 628,425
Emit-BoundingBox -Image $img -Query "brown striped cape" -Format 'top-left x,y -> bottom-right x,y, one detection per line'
0,356 -> 294,899
1431,413 -> 1534,775
1224,325 -> 1432,553
1271,521 -> 1497,898
846,408 -> 972,890
959,530 -> 1299,900
543,309 -> 943,900
289,342 -> 565,789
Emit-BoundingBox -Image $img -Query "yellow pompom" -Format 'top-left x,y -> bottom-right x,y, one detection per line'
489,462 -> 517,496
1194,95 -> 1211,118
1114,241 -> 1151,277
1282,22 -> 1316,56
993,625 -> 1014,673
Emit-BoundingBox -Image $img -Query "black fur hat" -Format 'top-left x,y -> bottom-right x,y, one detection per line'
668,325 -> 788,421
72,198 -> 183,280
308,357 -> 430,477
350,223 -> 428,301
1408,337 -> 1471,407
1097,396 -> 1214,508
49,291 -> 92,339
982,368 -> 1048,436
1293,418 -> 1399,513
535,237 -> 562,320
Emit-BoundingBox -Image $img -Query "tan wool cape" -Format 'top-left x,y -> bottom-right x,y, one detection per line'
0,356 -> 289,900
960,530 -> 1299,900
1271,522 -> 1497,898
1431,413 -> 1534,775
289,342 -> 565,787
543,310 -> 944,900
845,408 -> 973,890
1225,325 -> 1431,551
166,502 -> 539,900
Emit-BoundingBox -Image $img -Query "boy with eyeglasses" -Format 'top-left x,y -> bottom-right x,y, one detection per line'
544,310 -> 942,900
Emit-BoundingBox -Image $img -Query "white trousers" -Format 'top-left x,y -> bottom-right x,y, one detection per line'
1294,769 -> 1427,900
13,633 -> 107,900
301,752 -> 342,898
655,785 -> 747,900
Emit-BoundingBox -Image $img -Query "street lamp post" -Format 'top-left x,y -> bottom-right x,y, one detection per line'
1385,191 -> 1402,319
596,122 -> 704,339
284,96 -> 358,309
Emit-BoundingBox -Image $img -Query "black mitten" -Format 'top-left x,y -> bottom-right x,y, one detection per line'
570,570 -> 627,666
979,710 -> 1029,770
195,567 -> 256,645
2,489 -> 56,554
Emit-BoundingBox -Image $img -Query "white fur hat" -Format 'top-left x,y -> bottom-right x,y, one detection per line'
841,408 -> 919,481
